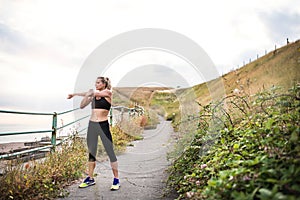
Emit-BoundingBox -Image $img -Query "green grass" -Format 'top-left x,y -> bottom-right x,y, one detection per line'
166,85 -> 300,199
0,135 -> 87,200
150,91 -> 180,122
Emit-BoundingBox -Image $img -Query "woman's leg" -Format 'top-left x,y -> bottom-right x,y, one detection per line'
88,161 -> 96,178
111,161 -> 119,178
99,121 -> 118,177
99,121 -> 120,190
87,121 -> 99,179
79,121 -> 98,188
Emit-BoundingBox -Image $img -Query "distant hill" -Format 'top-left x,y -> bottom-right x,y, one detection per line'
112,87 -> 171,107
113,39 -> 300,110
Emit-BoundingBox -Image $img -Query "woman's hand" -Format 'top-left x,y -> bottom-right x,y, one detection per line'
67,94 -> 74,99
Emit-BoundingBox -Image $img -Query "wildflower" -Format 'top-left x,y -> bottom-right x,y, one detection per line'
25,163 -> 30,169
200,164 -> 207,169
233,88 -> 240,94
243,175 -> 251,181
186,191 -> 194,198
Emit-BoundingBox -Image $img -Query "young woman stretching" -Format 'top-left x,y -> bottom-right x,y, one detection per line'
67,77 -> 119,190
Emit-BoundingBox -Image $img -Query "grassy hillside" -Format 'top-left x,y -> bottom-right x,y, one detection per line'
150,39 -> 300,120
112,87 -> 171,108
198,39 -> 299,105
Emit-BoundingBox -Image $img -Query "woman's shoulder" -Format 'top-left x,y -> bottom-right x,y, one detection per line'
104,89 -> 112,96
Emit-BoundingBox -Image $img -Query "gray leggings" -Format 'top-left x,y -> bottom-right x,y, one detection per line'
87,120 -> 117,162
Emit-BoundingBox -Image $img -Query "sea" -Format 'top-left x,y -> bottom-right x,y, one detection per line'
0,110 -> 90,144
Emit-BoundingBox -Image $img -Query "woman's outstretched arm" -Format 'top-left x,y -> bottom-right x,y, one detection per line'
67,90 -> 93,99
67,89 -> 94,109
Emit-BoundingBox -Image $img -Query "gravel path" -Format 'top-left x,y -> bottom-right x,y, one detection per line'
59,118 -> 176,200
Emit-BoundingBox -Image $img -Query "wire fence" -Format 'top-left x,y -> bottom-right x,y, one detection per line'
223,38 -> 297,75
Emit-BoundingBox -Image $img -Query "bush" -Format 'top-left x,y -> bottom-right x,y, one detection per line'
0,135 -> 86,200
167,85 -> 300,199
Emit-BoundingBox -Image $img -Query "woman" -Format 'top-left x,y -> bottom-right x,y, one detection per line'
67,77 -> 119,190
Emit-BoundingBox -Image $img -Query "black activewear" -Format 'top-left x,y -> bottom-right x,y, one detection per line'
91,97 -> 111,110
87,120 -> 117,162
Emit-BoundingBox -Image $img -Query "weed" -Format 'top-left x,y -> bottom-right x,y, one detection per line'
166,84 -> 300,199
0,135 -> 86,200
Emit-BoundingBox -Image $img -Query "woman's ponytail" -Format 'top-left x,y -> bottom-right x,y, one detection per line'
105,77 -> 111,90
98,76 -> 112,90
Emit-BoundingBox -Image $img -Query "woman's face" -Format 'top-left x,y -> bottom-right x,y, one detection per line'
95,78 -> 105,90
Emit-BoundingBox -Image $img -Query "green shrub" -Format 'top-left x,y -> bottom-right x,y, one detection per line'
0,135 -> 86,200
167,85 -> 300,199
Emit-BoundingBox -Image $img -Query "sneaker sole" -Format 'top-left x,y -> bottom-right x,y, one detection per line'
110,185 -> 120,191
79,182 -> 96,188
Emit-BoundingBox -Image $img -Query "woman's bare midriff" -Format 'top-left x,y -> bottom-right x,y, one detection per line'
90,109 -> 110,122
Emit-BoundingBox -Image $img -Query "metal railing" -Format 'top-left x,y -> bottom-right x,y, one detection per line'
0,108 -> 89,159
0,105 -> 144,160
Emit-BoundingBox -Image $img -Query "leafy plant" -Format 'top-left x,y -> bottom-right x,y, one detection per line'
167,84 -> 300,199
0,135 -> 87,200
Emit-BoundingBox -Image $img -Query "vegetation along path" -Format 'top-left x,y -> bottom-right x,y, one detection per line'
59,117 -> 176,200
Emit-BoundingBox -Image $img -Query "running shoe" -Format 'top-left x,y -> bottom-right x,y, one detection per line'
79,176 -> 95,188
110,178 -> 120,191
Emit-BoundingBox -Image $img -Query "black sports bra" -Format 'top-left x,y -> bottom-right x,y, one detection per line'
91,97 -> 111,110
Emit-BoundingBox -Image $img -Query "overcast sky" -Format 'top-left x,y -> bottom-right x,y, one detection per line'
0,0 -> 300,113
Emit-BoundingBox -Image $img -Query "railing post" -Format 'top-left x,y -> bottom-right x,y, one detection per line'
109,109 -> 113,125
128,109 -> 131,120
51,112 -> 57,151
121,107 -> 124,121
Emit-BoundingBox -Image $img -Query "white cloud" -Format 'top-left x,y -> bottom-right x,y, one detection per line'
102,50 -> 205,87
0,0 -> 299,111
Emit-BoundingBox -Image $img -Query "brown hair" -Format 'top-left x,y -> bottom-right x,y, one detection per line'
98,77 -> 111,90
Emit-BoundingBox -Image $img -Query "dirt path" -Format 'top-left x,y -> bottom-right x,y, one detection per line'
59,117 -> 176,200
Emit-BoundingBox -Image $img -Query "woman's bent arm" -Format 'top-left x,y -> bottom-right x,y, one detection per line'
80,94 -> 93,109
93,89 -> 112,98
